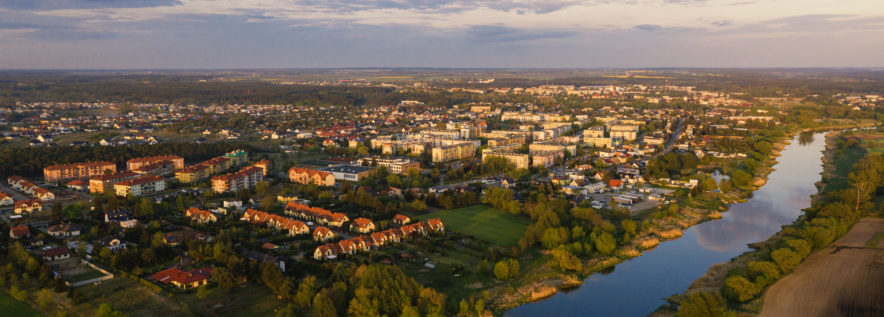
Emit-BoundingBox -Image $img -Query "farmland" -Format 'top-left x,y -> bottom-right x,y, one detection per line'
417,205 -> 529,246
759,218 -> 884,317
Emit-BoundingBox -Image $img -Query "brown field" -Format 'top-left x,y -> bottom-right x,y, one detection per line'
760,218 -> 884,317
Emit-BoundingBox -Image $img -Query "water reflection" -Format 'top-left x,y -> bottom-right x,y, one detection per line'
799,132 -> 815,145
505,133 -> 826,317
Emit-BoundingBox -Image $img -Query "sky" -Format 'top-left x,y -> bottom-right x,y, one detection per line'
1,0 -> 883,69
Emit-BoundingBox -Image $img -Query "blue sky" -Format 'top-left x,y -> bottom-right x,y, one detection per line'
1,0 -> 883,69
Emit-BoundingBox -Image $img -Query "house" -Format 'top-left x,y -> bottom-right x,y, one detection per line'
608,179 -> 624,190
288,167 -> 335,187
0,191 -> 13,206
262,242 -> 279,251
96,236 -> 127,252
14,199 -> 42,214
426,218 -> 445,232
65,179 -> 89,191
105,210 -> 138,228
392,214 -> 411,225
149,267 -> 213,289
350,218 -> 376,234
46,223 -> 82,238
313,243 -> 340,260
313,226 -> 336,242
43,246 -> 71,261
9,225 -> 30,239
185,207 -> 218,224
33,187 -> 55,201
320,165 -> 373,182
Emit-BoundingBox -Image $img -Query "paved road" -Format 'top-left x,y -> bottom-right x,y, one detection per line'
659,118 -> 684,156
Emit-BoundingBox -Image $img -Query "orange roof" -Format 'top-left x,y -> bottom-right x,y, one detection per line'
288,167 -> 332,178
44,161 -> 115,171
128,155 -> 183,164
90,171 -> 139,181
116,175 -> 164,186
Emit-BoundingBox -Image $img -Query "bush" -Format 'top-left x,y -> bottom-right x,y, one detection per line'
722,275 -> 758,303
677,291 -> 731,317
771,248 -> 801,274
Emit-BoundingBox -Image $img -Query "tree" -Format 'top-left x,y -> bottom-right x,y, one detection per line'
493,258 -> 519,280
347,287 -> 380,317
213,267 -> 237,292
848,159 -> 879,212
256,181 -> 271,197
771,248 -> 801,274
621,219 -> 637,239
312,292 -> 338,317
593,232 -> 617,255
551,247 -> 582,272
97,303 -> 125,317
677,291 -> 729,317
294,275 -> 317,307
722,276 -> 758,303
196,286 -> 210,300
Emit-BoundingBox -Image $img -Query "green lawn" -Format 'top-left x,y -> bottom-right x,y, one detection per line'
0,291 -> 42,317
826,146 -> 865,193
417,205 -> 529,246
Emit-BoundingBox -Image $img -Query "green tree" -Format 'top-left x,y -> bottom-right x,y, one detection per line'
593,232 -> 617,255
312,292 -> 338,317
771,248 -> 801,274
722,276 -> 758,303
677,291 -> 729,317
294,275 -> 316,307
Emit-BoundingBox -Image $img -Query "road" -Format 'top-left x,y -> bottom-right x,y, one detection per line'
659,118 -> 684,156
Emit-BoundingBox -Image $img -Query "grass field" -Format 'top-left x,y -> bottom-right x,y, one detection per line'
417,205 -> 529,246
0,291 -> 42,317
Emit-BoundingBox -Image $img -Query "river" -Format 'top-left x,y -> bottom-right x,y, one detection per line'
505,132 -> 826,317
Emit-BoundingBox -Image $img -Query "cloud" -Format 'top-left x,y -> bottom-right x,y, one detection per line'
467,25 -> 576,42
634,24 -> 662,31
0,0 -> 180,11
26,28 -> 115,40
711,20 -> 731,26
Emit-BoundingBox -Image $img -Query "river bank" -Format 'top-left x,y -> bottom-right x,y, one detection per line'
492,130 -> 816,315
649,127 -> 873,316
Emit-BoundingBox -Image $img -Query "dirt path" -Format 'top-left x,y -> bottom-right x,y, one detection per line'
760,218 -> 884,317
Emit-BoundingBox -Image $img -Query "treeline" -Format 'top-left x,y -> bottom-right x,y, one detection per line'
677,151 -> 884,316
269,263 -> 447,317
0,142 -> 249,178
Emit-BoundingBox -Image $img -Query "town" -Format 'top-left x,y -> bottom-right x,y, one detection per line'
0,69 -> 882,317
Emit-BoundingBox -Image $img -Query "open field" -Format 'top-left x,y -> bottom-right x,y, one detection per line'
0,291 -> 43,317
71,277 -> 189,317
760,218 -> 884,317
417,205 -> 529,246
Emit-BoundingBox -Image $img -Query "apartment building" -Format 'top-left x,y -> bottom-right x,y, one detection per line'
175,164 -> 211,184
44,161 -> 116,183
431,141 -> 477,163
114,175 -> 166,197
355,157 -> 419,174
288,167 -> 336,187
89,171 -> 141,193
211,166 -> 263,193
482,150 -> 530,170
127,155 -> 184,170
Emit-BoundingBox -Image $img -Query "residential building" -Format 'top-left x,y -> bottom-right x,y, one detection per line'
321,165 -> 372,182
211,166 -> 263,193
42,246 -> 71,261
253,159 -> 272,176
89,171 -> 140,194
127,155 -> 184,170
43,161 -> 116,183
47,223 -> 82,238
288,167 -> 335,186
431,141 -> 477,163
149,267 -> 213,289
175,164 -> 211,184
10,225 -> 30,239
114,175 -> 166,197
14,199 -> 42,214
105,210 -> 137,228
350,217 -> 376,234
185,207 -> 218,224
355,157 -> 420,174
131,160 -> 175,176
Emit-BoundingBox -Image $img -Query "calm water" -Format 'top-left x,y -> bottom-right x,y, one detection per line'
506,132 -> 826,317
